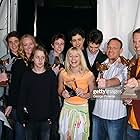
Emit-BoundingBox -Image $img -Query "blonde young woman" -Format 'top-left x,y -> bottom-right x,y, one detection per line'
58,47 -> 96,140
5,34 -> 37,140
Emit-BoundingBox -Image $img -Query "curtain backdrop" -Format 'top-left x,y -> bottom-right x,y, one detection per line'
97,0 -> 140,58
0,0 -> 17,57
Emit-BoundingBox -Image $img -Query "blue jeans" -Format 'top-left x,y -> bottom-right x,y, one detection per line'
127,124 -> 140,140
92,115 -> 126,140
15,121 -> 25,140
8,109 -> 25,140
0,121 -> 3,139
26,120 -> 51,140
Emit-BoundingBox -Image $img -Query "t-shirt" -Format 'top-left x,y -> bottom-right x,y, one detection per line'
17,69 -> 59,123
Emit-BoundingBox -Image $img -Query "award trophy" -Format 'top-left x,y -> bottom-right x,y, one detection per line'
119,56 -> 137,99
64,79 -> 77,97
54,56 -> 60,66
91,62 -> 108,99
65,85 -> 77,97
96,61 -> 108,78
119,56 -> 135,79
0,59 -> 9,87
53,56 -> 64,68
121,87 -> 138,99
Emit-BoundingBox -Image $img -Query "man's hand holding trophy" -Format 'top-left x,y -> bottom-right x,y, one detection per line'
119,56 -> 139,102
91,62 -> 108,98
0,59 -> 9,87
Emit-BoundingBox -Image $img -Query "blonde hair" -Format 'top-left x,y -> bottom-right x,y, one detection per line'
65,47 -> 89,73
18,34 -> 37,64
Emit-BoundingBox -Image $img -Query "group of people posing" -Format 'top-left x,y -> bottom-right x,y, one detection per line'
0,27 -> 140,140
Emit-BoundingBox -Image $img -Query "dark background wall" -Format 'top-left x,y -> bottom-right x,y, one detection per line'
17,0 -> 97,51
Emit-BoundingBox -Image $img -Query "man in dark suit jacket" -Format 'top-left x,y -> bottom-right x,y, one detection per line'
83,29 -> 107,79
83,29 -> 107,140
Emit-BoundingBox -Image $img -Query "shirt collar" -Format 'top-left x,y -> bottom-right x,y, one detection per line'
86,47 -> 99,57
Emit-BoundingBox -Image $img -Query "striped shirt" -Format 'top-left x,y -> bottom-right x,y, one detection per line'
93,58 -> 127,120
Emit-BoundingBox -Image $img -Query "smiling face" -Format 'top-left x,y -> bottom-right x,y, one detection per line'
106,40 -> 122,63
33,50 -> 46,69
70,34 -> 85,50
88,42 -> 100,54
68,50 -> 81,68
133,32 -> 140,57
8,37 -> 19,55
52,38 -> 65,55
22,37 -> 35,58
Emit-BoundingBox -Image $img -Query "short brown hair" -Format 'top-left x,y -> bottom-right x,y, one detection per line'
51,33 -> 65,45
6,31 -> 20,43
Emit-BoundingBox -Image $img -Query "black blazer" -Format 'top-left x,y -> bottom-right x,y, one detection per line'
83,49 -> 107,79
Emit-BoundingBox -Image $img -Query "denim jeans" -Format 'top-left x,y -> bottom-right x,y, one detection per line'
127,124 -> 140,140
92,115 -> 126,140
7,109 -> 25,140
0,121 -> 3,139
50,120 -> 60,140
26,120 -> 51,140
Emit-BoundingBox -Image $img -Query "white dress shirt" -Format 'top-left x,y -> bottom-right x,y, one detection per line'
93,58 -> 127,120
86,48 -> 99,67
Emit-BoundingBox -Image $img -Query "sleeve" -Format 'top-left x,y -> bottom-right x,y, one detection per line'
49,70 -> 60,122
8,60 -> 26,107
17,72 -> 29,124
115,65 -> 128,84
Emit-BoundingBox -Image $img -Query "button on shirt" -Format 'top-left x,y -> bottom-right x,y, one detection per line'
93,58 -> 127,120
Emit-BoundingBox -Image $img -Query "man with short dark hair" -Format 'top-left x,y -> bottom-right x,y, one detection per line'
48,33 -> 65,140
92,38 -> 127,140
83,29 -> 107,79
0,31 -> 20,140
49,33 -> 65,66
83,29 -> 107,139
70,27 -> 85,50
1,31 -> 20,70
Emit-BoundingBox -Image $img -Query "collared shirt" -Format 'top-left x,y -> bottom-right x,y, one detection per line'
93,58 -> 127,120
86,48 -> 99,67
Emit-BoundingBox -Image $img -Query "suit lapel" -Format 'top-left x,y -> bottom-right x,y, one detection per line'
83,49 -> 91,68
92,50 -> 102,68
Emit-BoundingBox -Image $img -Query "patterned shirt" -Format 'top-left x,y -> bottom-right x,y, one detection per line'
93,57 -> 127,120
